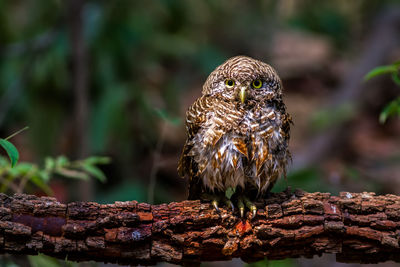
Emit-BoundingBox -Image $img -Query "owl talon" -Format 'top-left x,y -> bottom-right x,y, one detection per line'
239,207 -> 244,218
237,198 -> 245,217
224,199 -> 235,212
211,199 -> 220,213
200,193 -> 221,213
243,196 -> 257,218
250,205 -> 257,218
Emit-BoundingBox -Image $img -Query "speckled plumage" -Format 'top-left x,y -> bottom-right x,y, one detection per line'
178,56 -> 291,200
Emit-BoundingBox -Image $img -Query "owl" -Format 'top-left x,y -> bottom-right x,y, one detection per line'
178,56 -> 291,217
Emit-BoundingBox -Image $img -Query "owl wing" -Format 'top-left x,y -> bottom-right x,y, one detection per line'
179,95 -> 216,199
264,101 -> 292,192
252,100 -> 292,194
178,96 -> 210,179
279,101 -> 293,160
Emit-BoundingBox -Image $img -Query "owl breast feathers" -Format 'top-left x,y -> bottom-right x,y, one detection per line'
178,56 -> 291,199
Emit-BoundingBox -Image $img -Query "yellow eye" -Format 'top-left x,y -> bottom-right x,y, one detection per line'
225,79 -> 235,88
252,79 -> 262,89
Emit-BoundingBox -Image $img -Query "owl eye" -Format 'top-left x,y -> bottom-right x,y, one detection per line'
252,79 -> 263,89
225,79 -> 235,88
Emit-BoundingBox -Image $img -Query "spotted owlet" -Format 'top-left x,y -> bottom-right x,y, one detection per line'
178,56 -> 291,217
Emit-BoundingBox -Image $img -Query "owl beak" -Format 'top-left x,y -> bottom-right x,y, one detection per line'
239,87 -> 247,104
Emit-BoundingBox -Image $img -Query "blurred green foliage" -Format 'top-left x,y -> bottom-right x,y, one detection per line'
365,61 -> 400,123
0,155 -> 109,195
287,2 -> 350,47
379,97 -> 400,124
247,258 -> 294,267
28,254 -> 77,267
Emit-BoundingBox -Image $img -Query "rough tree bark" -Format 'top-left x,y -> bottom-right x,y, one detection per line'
1,190 -> 400,265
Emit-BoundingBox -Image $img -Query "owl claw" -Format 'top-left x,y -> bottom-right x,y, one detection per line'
250,205 -> 257,218
211,199 -> 220,213
239,207 -> 244,218
224,199 -> 235,212
203,193 -> 255,217
200,193 -> 221,213
235,196 -> 257,218
243,196 -> 257,219
237,198 -> 245,217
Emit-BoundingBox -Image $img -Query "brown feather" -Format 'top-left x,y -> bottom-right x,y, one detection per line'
178,56 -> 291,199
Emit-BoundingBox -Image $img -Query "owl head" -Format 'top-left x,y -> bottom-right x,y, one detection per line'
202,56 -> 282,105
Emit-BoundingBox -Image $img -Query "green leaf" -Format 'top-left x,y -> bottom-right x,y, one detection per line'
391,71 -> 400,86
38,169 -> 51,183
225,187 -> 236,200
45,157 -> 55,172
364,65 -> 397,81
82,164 -> 107,182
55,156 -> 69,167
0,139 -> 19,167
13,163 -> 35,176
379,97 -> 400,124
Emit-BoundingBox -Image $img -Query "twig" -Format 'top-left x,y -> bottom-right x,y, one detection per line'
4,127 -> 29,141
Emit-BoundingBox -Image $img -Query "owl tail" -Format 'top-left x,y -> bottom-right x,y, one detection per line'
188,176 -> 202,200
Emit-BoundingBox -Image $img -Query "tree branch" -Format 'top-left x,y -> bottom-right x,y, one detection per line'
1,191 -> 400,265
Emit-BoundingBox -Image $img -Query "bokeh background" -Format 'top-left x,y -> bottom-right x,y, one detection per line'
1,0 -> 400,266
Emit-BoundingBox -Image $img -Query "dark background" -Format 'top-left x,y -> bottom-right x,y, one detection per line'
1,1 -> 400,266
